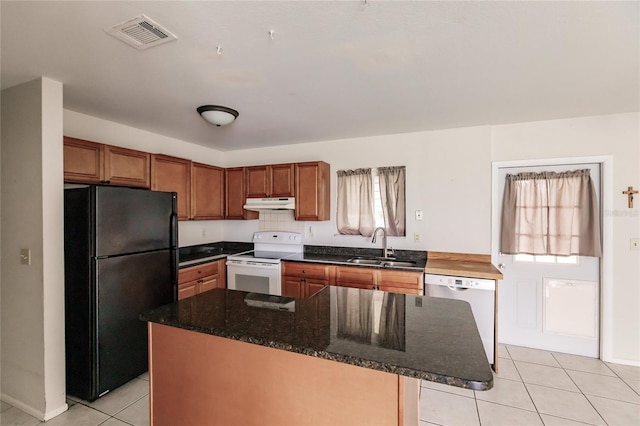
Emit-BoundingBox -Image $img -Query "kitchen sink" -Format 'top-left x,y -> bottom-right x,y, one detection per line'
346,257 -> 418,268
347,257 -> 382,265
382,260 -> 417,267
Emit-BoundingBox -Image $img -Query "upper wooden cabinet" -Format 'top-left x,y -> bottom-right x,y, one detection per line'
191,163 -> 224,220
225,167 -> 258,220
151,154 -> 191,220
295,161 -> 330,221
64,137 -> 150,188
246,163 -> 295,198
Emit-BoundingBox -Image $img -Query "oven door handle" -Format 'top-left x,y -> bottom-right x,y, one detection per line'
226,260 -> 280,269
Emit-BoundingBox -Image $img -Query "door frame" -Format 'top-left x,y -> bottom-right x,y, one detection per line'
491,155 -> 613,361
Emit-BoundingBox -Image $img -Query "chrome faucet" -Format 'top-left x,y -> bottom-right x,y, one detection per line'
371,227 -> 393,258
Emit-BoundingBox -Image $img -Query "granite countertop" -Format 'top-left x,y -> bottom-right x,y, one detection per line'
178,241 -> 253,268
142,286 -> 493,390
294,245 -> 428,271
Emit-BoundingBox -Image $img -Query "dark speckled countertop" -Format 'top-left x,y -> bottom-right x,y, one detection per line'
178,241 -> 253,268
141,286 -> 493,391
297,245 -> 428,271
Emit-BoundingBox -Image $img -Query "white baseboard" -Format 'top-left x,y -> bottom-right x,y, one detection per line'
1,393 -> 68,421
604,357 -> 640,367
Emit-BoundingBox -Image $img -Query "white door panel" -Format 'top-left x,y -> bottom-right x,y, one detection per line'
494,163 -> 601,357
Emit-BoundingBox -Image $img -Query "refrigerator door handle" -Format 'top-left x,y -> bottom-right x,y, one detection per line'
170,213 -> 178,249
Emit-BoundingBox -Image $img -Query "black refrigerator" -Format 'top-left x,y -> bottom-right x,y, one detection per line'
64,185 -> 177,401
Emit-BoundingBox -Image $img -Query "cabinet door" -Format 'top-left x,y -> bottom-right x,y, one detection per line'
335,266 -> 377,287
295,161 -> 330,221
270,163 -> 295,197
63,137 -> 104,184
197,277 -> 219,294
282,278 -> 303,298
151,155 -> 191,221
178,281 -> 198,300
305,279 -> 328,298
104,145 -> 150,188
192,163 -> 224,220
225,167 -> 258,220
378,270 -> 423,293
246,165 -> 270,198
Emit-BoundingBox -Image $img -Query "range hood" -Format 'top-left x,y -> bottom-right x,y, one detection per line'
243,197 -> 295,211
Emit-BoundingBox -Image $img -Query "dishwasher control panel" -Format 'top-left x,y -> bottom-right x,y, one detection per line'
424,273 -> 495,291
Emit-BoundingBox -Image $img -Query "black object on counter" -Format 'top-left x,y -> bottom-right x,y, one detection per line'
142,286 -> 493,391
65,186 -> 178,401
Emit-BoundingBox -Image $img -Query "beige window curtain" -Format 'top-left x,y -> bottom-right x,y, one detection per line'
337,168 -> 375,236
378,166 -> 406,236
501,169 -> 601,257
336,287 -> 373,344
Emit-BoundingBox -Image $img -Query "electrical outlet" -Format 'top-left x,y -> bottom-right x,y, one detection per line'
632,238 -> 640,251
414,232 -> 421,242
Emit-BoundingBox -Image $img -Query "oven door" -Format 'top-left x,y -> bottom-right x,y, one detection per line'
226,260 -> 281,296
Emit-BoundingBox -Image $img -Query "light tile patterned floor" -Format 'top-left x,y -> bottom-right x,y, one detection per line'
1,346 -> 639,425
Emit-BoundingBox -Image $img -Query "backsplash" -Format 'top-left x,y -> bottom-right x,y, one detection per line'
258,210 -> 305,233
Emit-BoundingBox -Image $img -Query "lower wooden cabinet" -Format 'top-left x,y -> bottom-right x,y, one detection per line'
282,262 -> 333,298
178,259 -> 226,300
335,265 -> 423,295
283,261 -> 423,296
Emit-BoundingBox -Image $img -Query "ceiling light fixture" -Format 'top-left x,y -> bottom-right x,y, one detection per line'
196,105 -> 239,126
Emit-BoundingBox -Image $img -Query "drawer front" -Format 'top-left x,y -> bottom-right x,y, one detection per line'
335,266 -> 376,285
377,285 -> 421,295
378,270 -> 423,290
178,281 -> 198,300
179,262 -> 218,283
283,262 -> 331,280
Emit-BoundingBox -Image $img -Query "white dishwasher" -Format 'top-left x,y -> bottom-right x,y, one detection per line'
424,273 -> 495,364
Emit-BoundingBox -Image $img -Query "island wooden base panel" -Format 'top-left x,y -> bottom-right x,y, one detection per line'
149,323 -> 419,426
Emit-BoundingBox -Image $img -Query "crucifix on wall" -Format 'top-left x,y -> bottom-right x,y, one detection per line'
622,186 -> 638,208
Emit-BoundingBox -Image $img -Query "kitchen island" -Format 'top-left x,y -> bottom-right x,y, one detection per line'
142,286 -> 492,425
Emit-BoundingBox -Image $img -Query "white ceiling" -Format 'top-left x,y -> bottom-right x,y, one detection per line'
2,1 -> 638,151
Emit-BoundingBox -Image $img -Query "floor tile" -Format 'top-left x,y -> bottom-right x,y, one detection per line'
538,413 -> 601,425
525,383 -> 605,426
82,378 -> 149,416
113,395 -> 149,426
420,388 -> 480,425
552,352 -> 616,376
137,372 -> 149,382
586,394 -> 640,426
476,400 -> 543,426
506,345 -> 560,367
606,362 -> 640,380
0,406 -> 41,426
39,403 -> 109,426
498,344 -> 511,359
623,377 -> 640,395
493,358 -> 521,381
566,369 -> 640,404
0,402 -> 12,413
98,419 -> 131,426
475,377 -> 536,411
421,379 -> 475,398
515,361 -> 579,392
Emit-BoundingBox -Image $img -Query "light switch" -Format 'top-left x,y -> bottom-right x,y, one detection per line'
20,248 -> 31,265
415,210 -> 423,221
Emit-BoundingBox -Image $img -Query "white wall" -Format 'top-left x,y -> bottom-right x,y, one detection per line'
63,110 -> 226,246
1,77 -> 67,420
491,112 -> 640,365
223,126 -> 493,253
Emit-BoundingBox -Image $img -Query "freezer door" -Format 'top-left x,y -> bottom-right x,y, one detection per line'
96,250 -> 175,396
95,186 -> 176,256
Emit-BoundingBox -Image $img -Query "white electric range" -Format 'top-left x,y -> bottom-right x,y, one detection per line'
226,231 -> 303,296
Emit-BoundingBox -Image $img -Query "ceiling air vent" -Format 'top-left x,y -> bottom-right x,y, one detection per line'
106,15 -> 177,50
